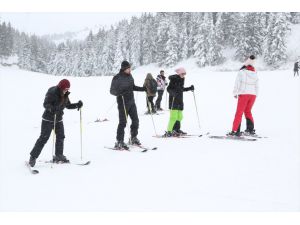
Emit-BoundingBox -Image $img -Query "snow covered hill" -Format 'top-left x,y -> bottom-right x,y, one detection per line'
0,62 -> 299,211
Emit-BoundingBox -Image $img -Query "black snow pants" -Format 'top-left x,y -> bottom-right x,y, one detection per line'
116,103 -> 139,142
30,119 -> 65,158
155,90 -> 164,109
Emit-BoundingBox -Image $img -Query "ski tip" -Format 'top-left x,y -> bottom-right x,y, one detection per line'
83,161 -> 91,165
25,161 -> 39,174
32,170 -> 39,174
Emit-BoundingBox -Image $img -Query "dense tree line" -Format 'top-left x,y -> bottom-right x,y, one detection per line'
1,12 -> 300,76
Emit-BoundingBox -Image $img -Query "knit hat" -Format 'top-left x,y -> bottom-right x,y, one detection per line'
58,79 -> 70,90
244,55 -> 255,66
121,60 -> 131,70
175,67 -> 186,75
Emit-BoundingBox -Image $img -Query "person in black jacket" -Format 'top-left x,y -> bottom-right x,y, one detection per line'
165,67 -> 194,137
294,61 -> 299,76
28,79 -> 83,167
110,61 -> 146,149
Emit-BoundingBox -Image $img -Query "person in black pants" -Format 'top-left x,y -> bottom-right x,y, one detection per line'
29,79 -> 83,167
110,61 -> 146,149
155,70 -> 168,111
144,73 -> 157,114
294,61 -> 299,76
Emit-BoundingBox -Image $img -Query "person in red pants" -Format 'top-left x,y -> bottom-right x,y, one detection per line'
228,55 -> 259,136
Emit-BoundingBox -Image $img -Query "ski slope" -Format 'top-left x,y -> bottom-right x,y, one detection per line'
0,62 -> 299,211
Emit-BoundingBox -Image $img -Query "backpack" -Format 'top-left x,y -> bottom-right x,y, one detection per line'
148,79 -> 158,94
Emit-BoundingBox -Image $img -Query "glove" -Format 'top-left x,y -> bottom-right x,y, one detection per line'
77,100 -> 83,110
189,85 -> 194,91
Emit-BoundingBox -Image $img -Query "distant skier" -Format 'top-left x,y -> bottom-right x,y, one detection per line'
110,61 -> 146,149
294,61 -> 299,76
164,67 -> 194,137
143,73 -> 157,114
155,70 -> 168,111
228,55 -> 259,136
28,79 -> 83,167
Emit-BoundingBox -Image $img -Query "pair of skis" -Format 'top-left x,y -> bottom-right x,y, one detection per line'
209,133 -> 267,141
153,131 -> 265,141
153,132 -> 210,138
209,135 -> 257,141
25,160 -> 91,175
105,144 -> 158,153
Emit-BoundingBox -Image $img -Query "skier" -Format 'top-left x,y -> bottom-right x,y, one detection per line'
155,70 -> 168,111
28,79 -> 83,167
228,55 -> 259,136
164,67 -> 194,137
110,60 -> 146,149
294,61 -> 299,76
143,73 -> 157,114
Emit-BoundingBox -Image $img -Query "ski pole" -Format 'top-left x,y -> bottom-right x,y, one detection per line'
121,95 -> 128,123
103,100 -> 116,119
51,114 -> 57,168
121,95 -> 130,141
80,108 -> 83,161
170,96 -> 175,110
146,95 -> 158,136
192,91 -> 201,131
95,101 -> 116,122
165,91 -> 168,110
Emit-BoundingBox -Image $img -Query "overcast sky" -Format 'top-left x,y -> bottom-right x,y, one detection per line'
0,12 -> 143,35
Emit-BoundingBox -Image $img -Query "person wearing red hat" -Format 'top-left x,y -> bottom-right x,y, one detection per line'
28,79 -> 83,167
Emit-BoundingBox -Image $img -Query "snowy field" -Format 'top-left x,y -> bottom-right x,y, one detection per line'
0,62 -> 299,211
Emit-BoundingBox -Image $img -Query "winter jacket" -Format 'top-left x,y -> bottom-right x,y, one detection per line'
143,74 -> 157,97
167,74 -> 192,110
110,70 -> 145,107
42,86 -> 78,122
156,74 -> 168,91
233,65 -> 259,96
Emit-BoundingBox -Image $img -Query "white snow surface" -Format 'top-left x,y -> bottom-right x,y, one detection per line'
0,62 -> 300,211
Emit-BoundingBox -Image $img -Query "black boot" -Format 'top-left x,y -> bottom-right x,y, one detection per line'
173,121 -> 180,132
163,131 -> 173,137
173,121 -> 187,135
177,129 -> 187,135
227,131 -> 242,137
129,136 -> 141,145
114,140 -> 129,150
246,118 -> 254,132
29,155 -> 36,167
163,130 -> 180,137
53,154 -> 70,163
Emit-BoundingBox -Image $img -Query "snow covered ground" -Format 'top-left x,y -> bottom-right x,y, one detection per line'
0,62 -> 299,211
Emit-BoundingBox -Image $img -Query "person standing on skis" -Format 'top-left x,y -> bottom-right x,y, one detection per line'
294,61 -> 299,77
155,70 -> 168,111
28,79 -> 83,167
110,61 -> 146,149
228,55 -> 259,136
144,73 -> 157,114
164,67 -> 194,137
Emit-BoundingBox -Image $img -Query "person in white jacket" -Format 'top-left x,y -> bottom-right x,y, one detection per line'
228,55 -> 259,136
155,70 -> 168,111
